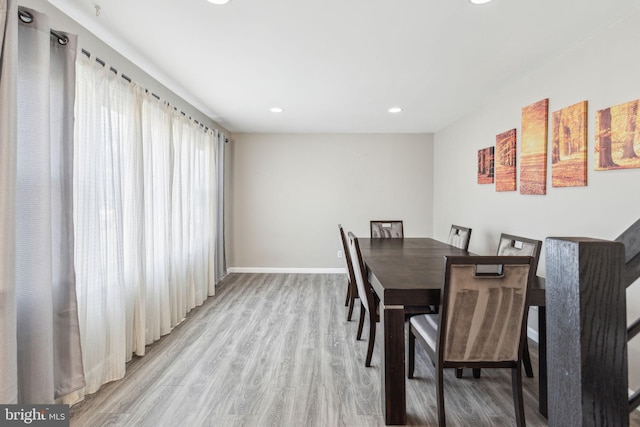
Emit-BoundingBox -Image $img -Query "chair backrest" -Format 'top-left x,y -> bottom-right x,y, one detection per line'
347,231 -> 374,314
338,224 -> 356,287
448,225 -> 472,251
438,256 -> 535,364
496,233 -> 542,275
370,220 -> 404,238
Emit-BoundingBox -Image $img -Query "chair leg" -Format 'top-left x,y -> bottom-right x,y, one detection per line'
522,340 -> 534,378
511,365 -> 526,427
344,282 -> 355,321
344,280 -> 350,307
347,281 -> 359,321
456,368 -> 481,378
408,329 -> 415,379
356,301 -> 365,340
436,364 -> 446,427
365,311 -> 376,367
347,297 -> 355,321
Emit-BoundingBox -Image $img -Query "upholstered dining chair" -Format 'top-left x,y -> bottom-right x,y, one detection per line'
496,233 -> 542,378
447,225 -> 472,251
455,233 -> 542,380
408,255 -> 536,427
338,224 -> 358,321
370,220 -> 404,238
444,225 -> 473,322
497,233 -> 542,273
347,231 -> 380,367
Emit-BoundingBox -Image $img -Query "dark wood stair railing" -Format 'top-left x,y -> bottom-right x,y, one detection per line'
629,317 -> 640,412
615,218 -> 640,288
546,237 -> 627,425
614,218 -> 640,414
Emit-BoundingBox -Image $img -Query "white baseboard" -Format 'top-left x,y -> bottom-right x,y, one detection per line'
527,327 -> 539,344
227,267 -> 345,274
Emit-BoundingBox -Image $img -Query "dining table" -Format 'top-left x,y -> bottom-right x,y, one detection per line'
358,237 -> 547,425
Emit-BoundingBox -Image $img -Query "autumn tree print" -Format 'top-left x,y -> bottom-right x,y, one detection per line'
595,99 -> 640,170
496,129 -> 517,192
477,146 -> 495,184
520,99 -> 549,195
552,101 -> 587,187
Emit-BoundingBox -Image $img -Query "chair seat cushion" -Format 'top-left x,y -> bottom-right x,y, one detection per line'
410,314 -> 438,352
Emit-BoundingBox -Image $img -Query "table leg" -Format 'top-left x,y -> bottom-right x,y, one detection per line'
538,306 -> 547,418
380,304 -> 406,425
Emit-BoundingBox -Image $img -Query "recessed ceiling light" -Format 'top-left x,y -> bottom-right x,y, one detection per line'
470,0 -> 492,4
388,107 -> 402,113
270,107 -> 284,113
207,0 -> 230,4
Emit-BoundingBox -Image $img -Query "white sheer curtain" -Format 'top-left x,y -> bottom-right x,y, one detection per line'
69,51 -> 220,403
72,53 -> 134,396
170,117 -> 214,322
140,94 -> 173,344
0,4 -> 85,403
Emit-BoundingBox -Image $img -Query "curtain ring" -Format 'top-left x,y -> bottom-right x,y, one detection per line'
18,9 -> 34,23
51,30 -> 69,46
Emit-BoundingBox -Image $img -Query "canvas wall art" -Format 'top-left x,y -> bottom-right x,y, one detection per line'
477,146 -> 495,184
520,99 -> 549,195
595,98 -> 640,170
495,129 -> 517,192
551,101 -> 588,187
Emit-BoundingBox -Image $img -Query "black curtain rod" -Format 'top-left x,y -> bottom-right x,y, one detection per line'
81,49 -> 133,84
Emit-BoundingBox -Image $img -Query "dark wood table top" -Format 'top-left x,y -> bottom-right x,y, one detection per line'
358,237 -> 546,307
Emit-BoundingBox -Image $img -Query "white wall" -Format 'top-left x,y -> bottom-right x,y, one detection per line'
227,133 -> 433,270
433,8 -> 640,390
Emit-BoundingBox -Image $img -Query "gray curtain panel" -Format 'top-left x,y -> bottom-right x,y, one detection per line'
215,130 -> 227,283
0,0 -> 19,405
6,6 -> 84,403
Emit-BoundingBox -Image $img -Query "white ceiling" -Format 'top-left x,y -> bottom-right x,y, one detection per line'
49,0 -> 640,134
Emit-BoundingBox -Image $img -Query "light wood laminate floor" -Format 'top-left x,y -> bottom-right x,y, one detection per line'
70,273 -> 640,426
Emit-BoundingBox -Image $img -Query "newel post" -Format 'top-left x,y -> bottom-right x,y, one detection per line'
545,237 -> 628,427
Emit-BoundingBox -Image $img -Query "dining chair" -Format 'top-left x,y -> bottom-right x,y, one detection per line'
347,231 -> 380,367
447,224 -> 472,251
444,225 -> 472,319
496,233 -> 542,378
408,255 -> 536,427
455,233 -> 541,379
497,233 -> 542,273
338,224 -> 358,321
370,220 -> 404,238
